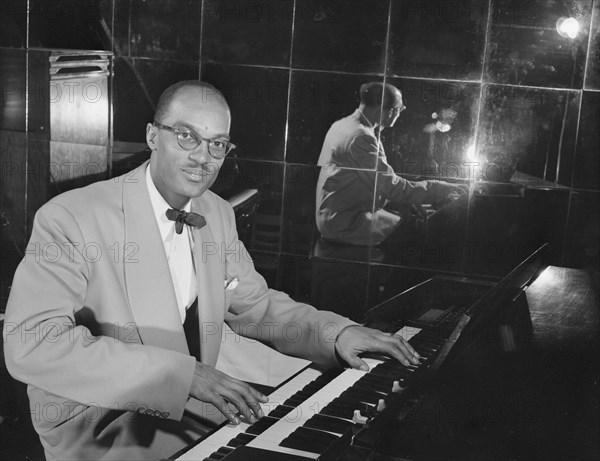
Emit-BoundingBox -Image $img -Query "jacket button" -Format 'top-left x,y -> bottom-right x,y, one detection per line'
145,409 -> 154,416
138,407 -> 146,414
154,410 -> 162,417
162,411 -> 170,418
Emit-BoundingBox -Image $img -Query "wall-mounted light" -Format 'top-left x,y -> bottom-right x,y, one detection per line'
556,17 -> 580,39
431,109 -> 455,133
435,120 -> 451,132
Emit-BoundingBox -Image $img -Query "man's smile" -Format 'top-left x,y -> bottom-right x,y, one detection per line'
181,167 -> 210,182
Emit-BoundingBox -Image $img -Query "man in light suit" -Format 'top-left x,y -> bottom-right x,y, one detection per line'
316,82 -> 467,246
3,81 -> 420,460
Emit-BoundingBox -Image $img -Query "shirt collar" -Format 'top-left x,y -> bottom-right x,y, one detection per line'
146,164 -> 191,242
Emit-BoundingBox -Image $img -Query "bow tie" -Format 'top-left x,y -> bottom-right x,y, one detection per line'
165,208 -> 206,234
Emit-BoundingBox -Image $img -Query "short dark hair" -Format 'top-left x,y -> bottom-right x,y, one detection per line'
154,80 -> 230,122
359,82 -> 401,108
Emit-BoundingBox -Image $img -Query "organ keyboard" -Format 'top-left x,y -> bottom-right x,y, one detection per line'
173,244 -> 549,461
173,326 -> 451,461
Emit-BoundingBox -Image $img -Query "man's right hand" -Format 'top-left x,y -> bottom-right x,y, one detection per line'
190,362 -> 268,425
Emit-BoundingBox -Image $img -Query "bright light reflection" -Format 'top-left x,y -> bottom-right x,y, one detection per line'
435,121 -> 451,132
556,17 -> 580,39
465,143 -> 477,160
532,267 -> 556,288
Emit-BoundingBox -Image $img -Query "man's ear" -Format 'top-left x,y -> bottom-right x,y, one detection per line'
146,123 -> 157,150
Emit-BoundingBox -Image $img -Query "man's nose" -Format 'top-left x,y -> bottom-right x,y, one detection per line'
188,140 -> 210,163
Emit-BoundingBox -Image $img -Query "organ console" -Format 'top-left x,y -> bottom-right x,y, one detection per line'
171,244 -> 549,461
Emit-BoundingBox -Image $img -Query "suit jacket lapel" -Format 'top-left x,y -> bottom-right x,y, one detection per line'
191,199 -> 225,368
122,161 -> 189,355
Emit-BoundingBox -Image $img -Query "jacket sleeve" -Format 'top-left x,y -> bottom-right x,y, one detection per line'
383,176 -> 452,207
2,203 -> 196,421
219,205 -> 357,367
347,133 -> 452,207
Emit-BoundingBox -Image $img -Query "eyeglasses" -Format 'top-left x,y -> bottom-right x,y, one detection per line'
153,121 -> 236,159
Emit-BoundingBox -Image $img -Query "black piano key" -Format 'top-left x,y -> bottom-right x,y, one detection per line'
350,385 -> 392,403
357,369 -> 392,380
226,432 -> 255,448
413,334 -> 445,346
304,414 -> 356,434
283,396 -> 306,407
412,331 -> 443,342
214,446 -> 315,460
352,380 -> 391,393
294,385 -> 319,396
412,347 -> 436,358
307,369 -> 344,388
303,379 -> 328,390
325,398 -> 372,415
411,340 -> 442,352
204,450 -> 233,461
356,374 -> 396,389
244,416 -> 279,435
365,364 -> 398,376
293,390 -> 314,398
215,446 -> 234,455
326,396 -> 361,408
411,337 -> 438,347
320,399 -> 372,421
320,404 -> 354,420
280,426 -> 340,453
204,445 -> 235,461
333,402 -> 374,419
283,391 -> 315,406
280,370 -> 342,407
339,388 -> 382,405
354,381 -> 392,394
369,365 -> 412,379
378,362 -> 415,376
268,405 -> 295,419
351,378 -> 387,388
375,359 -> 404,368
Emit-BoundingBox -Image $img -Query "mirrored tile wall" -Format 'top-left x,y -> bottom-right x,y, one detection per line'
1,0 -> 598,320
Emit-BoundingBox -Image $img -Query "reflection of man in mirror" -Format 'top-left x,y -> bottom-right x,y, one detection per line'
316,82 -> 467,246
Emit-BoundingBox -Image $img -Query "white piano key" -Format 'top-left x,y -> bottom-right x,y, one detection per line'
263,367 -> 322,410
176,421 -> 249,461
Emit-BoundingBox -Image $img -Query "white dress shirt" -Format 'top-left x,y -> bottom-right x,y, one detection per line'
146,165 -> 197,323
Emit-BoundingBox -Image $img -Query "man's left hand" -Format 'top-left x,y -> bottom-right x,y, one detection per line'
334,325 -> 420,371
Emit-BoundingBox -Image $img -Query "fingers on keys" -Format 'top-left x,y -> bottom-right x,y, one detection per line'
381,334 -> 420,366
217,381 -> 268,425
